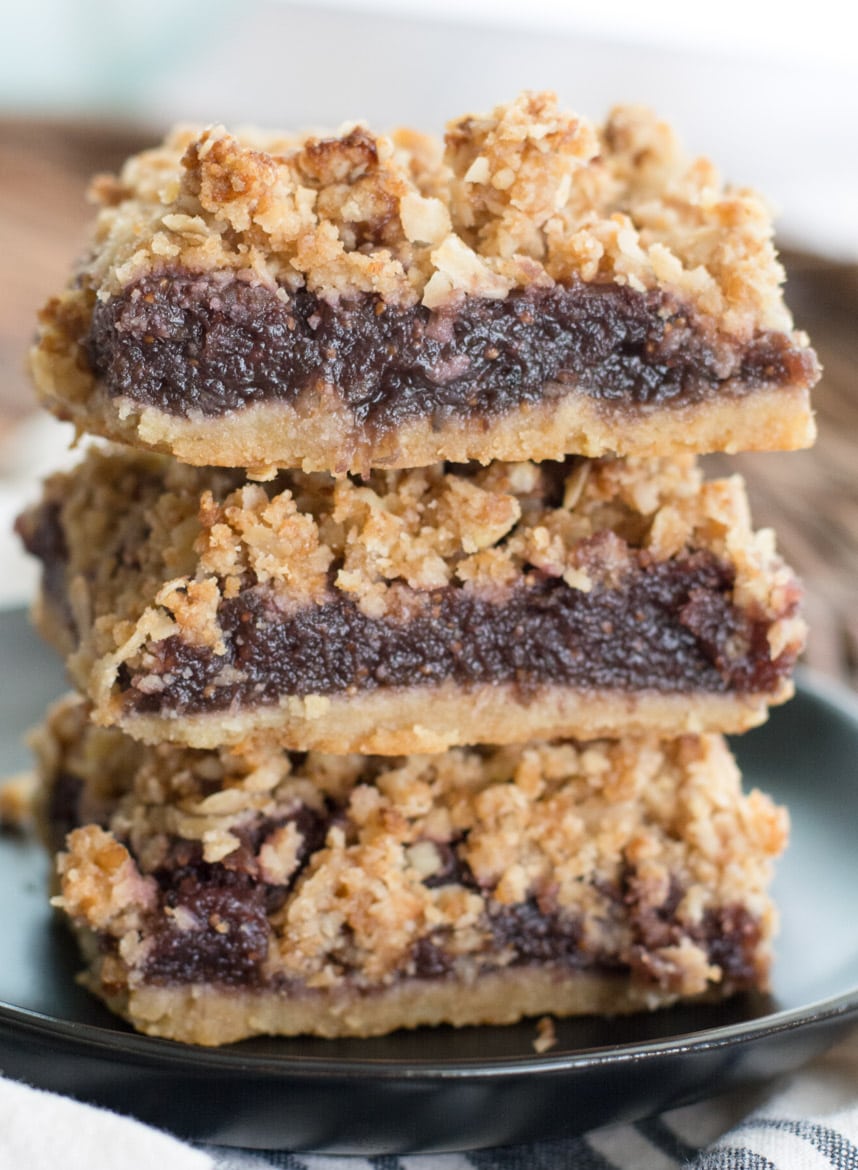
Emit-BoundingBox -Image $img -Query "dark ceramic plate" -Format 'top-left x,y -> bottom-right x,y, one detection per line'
1,608 -> 857,1155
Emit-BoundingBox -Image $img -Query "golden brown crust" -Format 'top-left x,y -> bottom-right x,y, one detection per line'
41,696 -> 787,1043
0,772 -> 37,832
101,682 -> 786,755
19,447 -> 805,750
76,961 -> 732,1045
32,375 -> 816,476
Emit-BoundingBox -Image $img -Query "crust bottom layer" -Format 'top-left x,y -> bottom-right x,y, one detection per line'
102,680 -> 790,753
77,943 -> 728,1046
35,378 -> 815,474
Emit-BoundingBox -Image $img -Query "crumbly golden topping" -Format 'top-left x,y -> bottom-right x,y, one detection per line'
25,446 -> 803,697
72,92 -> 791,336
42,696 -> 786,995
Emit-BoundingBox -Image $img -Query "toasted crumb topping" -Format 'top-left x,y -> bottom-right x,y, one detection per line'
40,696 -> 786,994
66,92 -> 791,337
22,446 -> 803,695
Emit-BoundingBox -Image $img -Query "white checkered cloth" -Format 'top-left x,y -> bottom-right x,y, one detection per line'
2,1029 -> 858,1170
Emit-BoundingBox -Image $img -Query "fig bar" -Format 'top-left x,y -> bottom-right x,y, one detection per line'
18,448 -> 804,753
31,93 -> 817,474
36,696 -> 787,1045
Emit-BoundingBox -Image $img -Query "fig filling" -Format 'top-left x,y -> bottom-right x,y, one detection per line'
119,552 -> 797,717
85,273 -> 817,428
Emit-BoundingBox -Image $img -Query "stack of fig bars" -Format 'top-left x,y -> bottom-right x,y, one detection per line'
17,93 -> 818,1046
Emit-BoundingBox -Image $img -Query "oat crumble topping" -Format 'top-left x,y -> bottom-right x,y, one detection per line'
67,92 -> 791,336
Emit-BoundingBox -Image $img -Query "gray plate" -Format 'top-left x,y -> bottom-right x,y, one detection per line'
1,607 -> 857,1154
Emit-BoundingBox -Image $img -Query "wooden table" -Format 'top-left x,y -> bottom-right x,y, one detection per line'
1,118 -> 854,689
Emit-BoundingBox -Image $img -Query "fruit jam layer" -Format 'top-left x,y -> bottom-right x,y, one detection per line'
86,273 -> 816,426
117,552 -> 795,717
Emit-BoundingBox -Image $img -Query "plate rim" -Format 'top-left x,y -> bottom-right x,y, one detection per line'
1,665 -> 857,1083
1,983 -> 858,1081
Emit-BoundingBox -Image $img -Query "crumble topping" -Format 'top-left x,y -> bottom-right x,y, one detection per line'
40,696 -> 786,995
64,92 -> 791,337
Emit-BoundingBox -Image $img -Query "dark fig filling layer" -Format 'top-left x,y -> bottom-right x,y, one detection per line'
120,552 -> 797,717
85,272 -> 817,429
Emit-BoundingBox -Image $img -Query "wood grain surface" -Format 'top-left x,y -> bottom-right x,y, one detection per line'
0,118 -> 854,687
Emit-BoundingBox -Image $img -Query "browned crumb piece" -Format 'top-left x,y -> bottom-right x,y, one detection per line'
37,695 -> 787,1045
533,1016 -> 558,1054
0,772 -> 37,832
30,93 -> 817,471
17,448 -> 804,752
